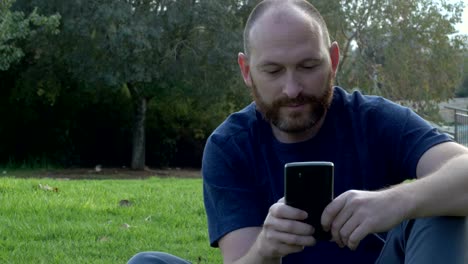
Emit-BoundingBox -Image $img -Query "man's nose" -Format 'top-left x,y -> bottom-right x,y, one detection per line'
283,73 -> 302,98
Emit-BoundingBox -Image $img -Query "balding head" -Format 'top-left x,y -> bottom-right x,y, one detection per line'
243,0 -> 331,57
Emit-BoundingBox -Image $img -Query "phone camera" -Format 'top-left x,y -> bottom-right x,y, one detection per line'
298,172 -> 302,178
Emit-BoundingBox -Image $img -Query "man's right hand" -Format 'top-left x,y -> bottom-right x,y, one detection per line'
219,198 -> 316,264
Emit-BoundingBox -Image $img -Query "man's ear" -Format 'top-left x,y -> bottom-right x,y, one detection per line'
329,42 -> 340,76
238,52 -> 252,87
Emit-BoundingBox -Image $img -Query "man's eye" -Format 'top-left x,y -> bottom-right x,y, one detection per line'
302,65 -> 317,70
265,68 -> 281,74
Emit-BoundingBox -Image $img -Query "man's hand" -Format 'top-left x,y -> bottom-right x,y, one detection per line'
219,198 -> 317,264
255,198 -> 317,260
321,189 -> 409,250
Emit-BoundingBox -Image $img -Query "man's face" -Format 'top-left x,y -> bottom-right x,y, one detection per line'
244,9 -> 335,134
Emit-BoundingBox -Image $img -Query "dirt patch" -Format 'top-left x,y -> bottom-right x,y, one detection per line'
21,167 -> 201,180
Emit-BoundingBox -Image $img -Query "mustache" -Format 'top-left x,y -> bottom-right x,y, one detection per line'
272,94 -> 322,107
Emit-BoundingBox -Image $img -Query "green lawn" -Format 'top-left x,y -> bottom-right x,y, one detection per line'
0,174 -> 222,263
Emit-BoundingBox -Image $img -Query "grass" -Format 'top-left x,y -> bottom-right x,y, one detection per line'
0,173 -> 222,263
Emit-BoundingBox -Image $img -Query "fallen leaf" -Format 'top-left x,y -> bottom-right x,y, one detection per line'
98,236 -> 110,242
38,183 -> 59,192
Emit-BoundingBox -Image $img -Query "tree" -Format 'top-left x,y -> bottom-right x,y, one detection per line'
336,0 -> 466,118
0,0 -> 59,71
11,0 -> 248,169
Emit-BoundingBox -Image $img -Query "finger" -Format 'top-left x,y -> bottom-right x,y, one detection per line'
266,216 -> 315,236
336,213 -> 360,247
329,201 -> 354,245
270,202 -> 308,221
321,194 -> 347,232
347,224 -> 368,251
270,229 -> 316,247
274,243 -> 307,256
260,229 -> 307,257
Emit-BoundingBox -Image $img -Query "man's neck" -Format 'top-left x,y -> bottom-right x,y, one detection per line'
271,112 -> 327,144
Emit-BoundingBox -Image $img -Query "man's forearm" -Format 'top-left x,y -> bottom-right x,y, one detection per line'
397,154 -> 468,219
230,253 -> 281,264
228,240 -> 282,264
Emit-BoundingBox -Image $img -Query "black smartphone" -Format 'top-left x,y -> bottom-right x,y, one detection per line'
284,161 -> 334,240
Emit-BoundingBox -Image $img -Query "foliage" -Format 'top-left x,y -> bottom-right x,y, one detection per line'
9,0 -> 253,169
0,0 -> 59,71
336,0 -> 466,117
0,0 -> 466,167
3,0 -> 251,168
0,176 -> 221,263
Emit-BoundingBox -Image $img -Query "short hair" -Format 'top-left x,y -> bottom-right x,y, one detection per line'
243,0 -> 331,57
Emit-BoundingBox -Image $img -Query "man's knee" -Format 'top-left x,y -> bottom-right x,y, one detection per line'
405,216 -> 466,264
409,216 -> 465,241
377,217 -> 467,264
127,251 -> 190,264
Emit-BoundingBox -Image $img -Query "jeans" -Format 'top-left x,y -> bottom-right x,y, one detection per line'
127,252 -> 191,264
375,216 -> 466,264
127,216 -> 466,264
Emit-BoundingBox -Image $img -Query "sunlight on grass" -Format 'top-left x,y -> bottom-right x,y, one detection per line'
0,176 -> 221,263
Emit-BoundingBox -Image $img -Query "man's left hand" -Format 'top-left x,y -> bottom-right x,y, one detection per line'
321,189 -> 409,250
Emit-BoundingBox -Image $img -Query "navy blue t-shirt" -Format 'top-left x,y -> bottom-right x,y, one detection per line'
202,87 -> 451,263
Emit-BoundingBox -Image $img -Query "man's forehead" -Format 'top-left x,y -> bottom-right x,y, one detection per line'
250,7 -> 323,42
250,5 -> 317,33
248,7 -> 325,63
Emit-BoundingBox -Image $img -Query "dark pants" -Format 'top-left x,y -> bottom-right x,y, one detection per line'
128,216 -> 466,264
376,216 -> 466,264
127,252 -> 191,264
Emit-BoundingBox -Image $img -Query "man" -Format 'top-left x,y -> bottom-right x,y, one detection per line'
128,0 -> 467,263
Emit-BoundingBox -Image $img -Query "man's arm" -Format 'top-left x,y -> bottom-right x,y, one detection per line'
321,141 -> 468,250
406,141 -> 468,217
219,227 -> 268,264
218,201 -> 316,264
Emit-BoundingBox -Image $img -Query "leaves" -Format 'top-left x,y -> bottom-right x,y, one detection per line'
2,0 -> 465,168
37,183 -> 59,192
336,0 -> 466,118
0,1 -> 60,71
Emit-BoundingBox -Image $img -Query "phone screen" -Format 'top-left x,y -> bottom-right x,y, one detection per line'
284,161 -> 334,240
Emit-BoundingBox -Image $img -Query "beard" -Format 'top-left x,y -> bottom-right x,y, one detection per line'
251,73 -> 334,134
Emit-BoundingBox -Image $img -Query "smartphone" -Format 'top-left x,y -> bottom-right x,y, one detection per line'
284,161 -> 334,240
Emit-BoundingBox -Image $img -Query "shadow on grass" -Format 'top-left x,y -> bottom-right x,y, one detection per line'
0,167 -> 201,180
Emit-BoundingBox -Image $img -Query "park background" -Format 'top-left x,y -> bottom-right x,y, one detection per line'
1,0 -> 468,263
2,0 -> 468,171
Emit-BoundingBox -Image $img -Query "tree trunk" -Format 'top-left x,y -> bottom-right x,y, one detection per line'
128,83 -> 147,170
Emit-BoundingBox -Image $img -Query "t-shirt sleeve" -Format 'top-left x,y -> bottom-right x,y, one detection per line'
202,133 -> 269,247
368,99 -> 452,180
399,109 -> 452,178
